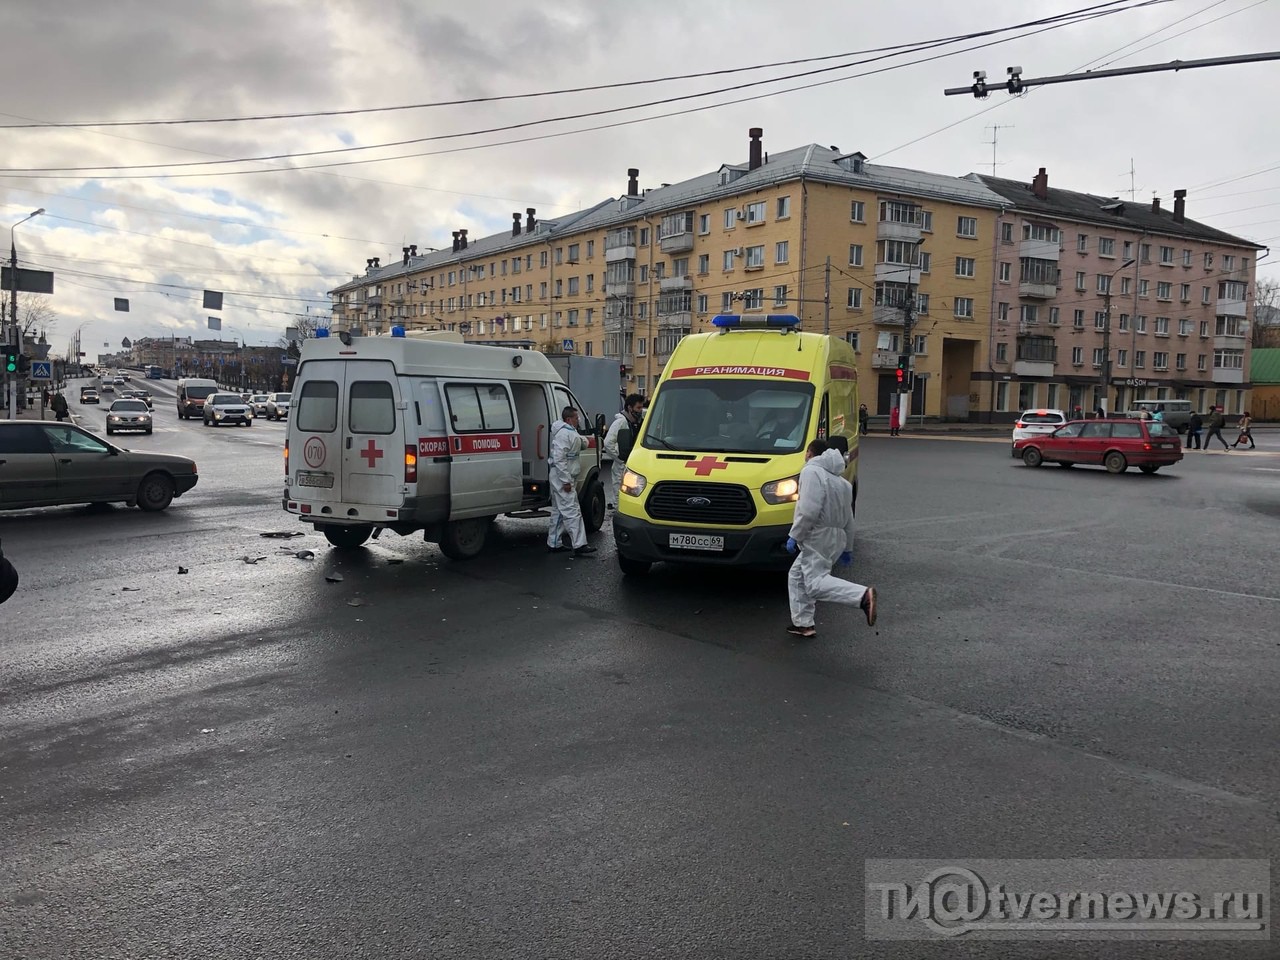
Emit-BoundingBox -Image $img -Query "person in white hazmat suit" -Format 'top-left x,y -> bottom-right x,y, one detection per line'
785,438 -> 876,637
547,406 -> 597,556
602,393 -> 645,510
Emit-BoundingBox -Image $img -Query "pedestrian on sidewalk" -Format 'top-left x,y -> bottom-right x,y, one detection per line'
1186,410 -> 1203,449
889,404 -> 901,437
1232,411 -> 1255,450
51,391 -> 68,422
784,439 -> 877,638
603,393 -> 644,509
858,403 -> 869,436
1203,406 -> 1230,451
546,406 -> 596,556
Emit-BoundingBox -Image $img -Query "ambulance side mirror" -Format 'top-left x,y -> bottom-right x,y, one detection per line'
594,413 -> 606,437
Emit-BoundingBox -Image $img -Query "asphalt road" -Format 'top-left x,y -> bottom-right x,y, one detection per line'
2,386 -> 1278,959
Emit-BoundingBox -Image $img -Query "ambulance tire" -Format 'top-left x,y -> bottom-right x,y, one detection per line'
322,524 -> 372,549
581,479 -> 606,533
617,554 -> 651,576
439,516 -> 491,560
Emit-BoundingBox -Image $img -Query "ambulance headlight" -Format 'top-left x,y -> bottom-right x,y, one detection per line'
620,469 -> 647,497
761,475 -> 800,504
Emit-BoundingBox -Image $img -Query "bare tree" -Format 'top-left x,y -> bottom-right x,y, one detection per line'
1254,278 -> 1280,348
16,292 -> 56,336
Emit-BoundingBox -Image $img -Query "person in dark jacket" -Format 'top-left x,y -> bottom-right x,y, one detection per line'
0,539 -> 17,605
1186,411 -> 1203,449
51,391 -> 69,422
1203,406 -> 1230,451
1232,411 -> 1255,450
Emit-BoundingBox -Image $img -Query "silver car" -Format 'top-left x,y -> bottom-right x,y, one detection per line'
265,392 -> 291,420
249,394 -> 271,417
106,398 -> 153,435
203,392 -> 254,427
0,422 -> 198,512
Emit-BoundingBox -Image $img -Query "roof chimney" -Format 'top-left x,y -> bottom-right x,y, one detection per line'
749,127 -> 764,170
409,244 -> 418,257
451,231 -> 460,253
1173,189 -> 1186,223
627,168 -> 639,196
402,246 -> 411,266
459,229 -> 468,249
1151,196 -> 1161,214
1031,167 -> 1048,200
512,213 -> 522,237
371,257 -> 380,269
526,208 -> 537,233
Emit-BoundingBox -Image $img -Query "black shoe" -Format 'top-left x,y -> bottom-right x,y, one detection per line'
573,545 -> 598,556
547,545 -> 566,553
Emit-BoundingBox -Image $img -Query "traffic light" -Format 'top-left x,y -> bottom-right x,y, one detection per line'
4,351 -> 16,374
17,354 -> 29,375
895,354 -> 908,387
619,363 -> 629,378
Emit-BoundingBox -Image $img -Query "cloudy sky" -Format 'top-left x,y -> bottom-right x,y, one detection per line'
2,0 -> 1276,360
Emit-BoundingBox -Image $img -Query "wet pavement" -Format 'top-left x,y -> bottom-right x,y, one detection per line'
2,383 -> 1278,958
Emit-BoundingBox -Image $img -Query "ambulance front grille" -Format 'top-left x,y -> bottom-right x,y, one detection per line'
646,481 -> 756,526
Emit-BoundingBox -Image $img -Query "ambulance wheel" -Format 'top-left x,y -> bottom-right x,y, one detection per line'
322,525 -> 372,549
581,480 -> 606,533
439,516 -> 490,560
617,554 -> 651,576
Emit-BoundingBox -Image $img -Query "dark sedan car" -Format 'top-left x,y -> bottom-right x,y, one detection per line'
1014,418 -> 1184,474
0,422 -> 197,512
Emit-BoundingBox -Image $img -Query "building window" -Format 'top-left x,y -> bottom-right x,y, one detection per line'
556,278 -> 564,297
919,252 -> 931,274
1200,320 -> 1210,338
745,245 -> 765,268
1077,233 -> 1088,253
996,382 -> 1010,412
1204,252 -> 1213,270
1071,346 -> 1084,365
1097,274 -> 1113,294
996,341 -> 1008,361
1049,306 -> 1060,325
916,293 -> 929,314
745,201 -> 766,224
584,341 -> 593,356
1135,315 -> 1147,333
1000,222 -> 1014,243
568,309 -> 579,327
774,285 -> 788,306
636,337 -> 646,356
776,196 -> 791,219
849,243 -> 864,267
539,252 -> 548,269
1075,271 -> 1087,291
879,240 -> 921,265
1202,286 -> 1211,304
775,241 -> 789,264
721,292 -> 733,311
1197,353 -> 1207,371
850,200 -> 865,222
698,213 -> 710,234
1214,349 -> 1245,370
568,244 -> 580,262
1138,279 -> 1149,298
1073,310 -> 1085,328
957,216 -> 978,238
999,262 -> 1011,282
694,254 -> 707,274
724,208 -> 736,229
640,228 -> 651,246
742,288 -> 764,310
880,200 -> 919,224
722,250 -> 735,271
1155,317 -> 1169,336
586,308 -> 594,325
1179,318 -> 1192,336
1157,282 -> 1172,300
998,302 -> 1010,321
1020,304 -> 1038,324
587,240 -> 594,258
1120,277 -> 1132,295
846,331 -> 860,351
1216,315 -> 1247,337
555,247 -> 563,265
568,277 -> 580,296
1140,243 -> 1151,263
1095,311 -> 1107,330
847,288 -> 862,308
955,257 -> 976,278
1117,349 -> 1128,368
1023,223 -> 1061,242
1176,353 -> 1187,370
914,335 -> 927,354
1098,237 -> 1115,256
1180,283 -> 1191,302
954,297 -> 974,318
1153,351 -> 1169,370
1092,347 -> 1105,367
1183,249 -> 1193,267
696,294 -> 708,313
1134,351 -> 1146,369
1160,246 -> 1174,264
539,281 -> 548,299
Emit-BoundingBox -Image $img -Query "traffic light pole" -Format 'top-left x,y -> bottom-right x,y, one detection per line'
7,235 -> 17,420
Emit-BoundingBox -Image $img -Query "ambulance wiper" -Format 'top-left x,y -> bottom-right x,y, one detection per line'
647,435 -> 682,450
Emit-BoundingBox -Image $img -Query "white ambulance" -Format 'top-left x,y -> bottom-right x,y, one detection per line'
282,328 -> 606,558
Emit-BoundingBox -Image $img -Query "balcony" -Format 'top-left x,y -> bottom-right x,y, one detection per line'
1013,360 -> 1055,377
876,219 -> 923,243
1019,280 -> 1059,299
659,231 -> 694,254
657,311 -> 692,329
1212,367 -> 1244,384
1213,334 -> 1247,351
1014,337 -> 1057,378
659,275 -> 693,292
1216,297 -> 1247,317
331,303 -> 347,315
870,350 -> 899,369
365,294 -> 382,308
605,244 -> 637,263
873,262 -> 917,283
1019,238 -> 1060,261
873,304 -> 906,326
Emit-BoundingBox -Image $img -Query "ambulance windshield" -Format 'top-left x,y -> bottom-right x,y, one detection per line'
641,379 -> 814,455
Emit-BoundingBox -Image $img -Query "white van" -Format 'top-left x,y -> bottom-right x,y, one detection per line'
282,330 -> 606,557
1123,399 -> 1192,432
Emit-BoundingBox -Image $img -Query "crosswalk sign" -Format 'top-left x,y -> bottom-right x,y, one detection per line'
31,361 -> 52,380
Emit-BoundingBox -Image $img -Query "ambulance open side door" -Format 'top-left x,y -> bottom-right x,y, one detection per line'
439,380 -> 523,519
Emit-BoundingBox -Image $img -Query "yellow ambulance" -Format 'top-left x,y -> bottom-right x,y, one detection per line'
613,314 -> 859,575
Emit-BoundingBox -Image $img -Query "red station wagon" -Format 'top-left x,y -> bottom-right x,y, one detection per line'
1014,418 -> 1184,474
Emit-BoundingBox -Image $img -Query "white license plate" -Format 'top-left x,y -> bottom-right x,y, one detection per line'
668,533 -> 724,551
296,472 -> 334,489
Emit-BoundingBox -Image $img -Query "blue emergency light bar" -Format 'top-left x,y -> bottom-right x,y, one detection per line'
711,314 -> 801,329
391,325 -> 406,337
315,328 -> 330,338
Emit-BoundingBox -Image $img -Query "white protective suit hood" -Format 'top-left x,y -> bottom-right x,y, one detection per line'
788,446 -> 855,556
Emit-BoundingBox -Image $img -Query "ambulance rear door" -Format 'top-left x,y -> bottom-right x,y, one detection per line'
340,360 -> 405,509
439,379 -> 523,519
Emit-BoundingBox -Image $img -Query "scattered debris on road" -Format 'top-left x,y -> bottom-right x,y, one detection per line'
294,550 -> 315,560
241,556 -> 268,565
259,531 -> 304,539
325,572 -> 344,583
177,566 -> 188,575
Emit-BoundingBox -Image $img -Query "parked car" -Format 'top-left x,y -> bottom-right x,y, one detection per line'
1015,418 -> 1184,474
80,387 -> 100,404
106,398 -> 153,435
203,392 -> 254,427
0,421 -> 197,512
1010,408 -> 1067,457
265,392 -> 291,420
249,394 -> 271,417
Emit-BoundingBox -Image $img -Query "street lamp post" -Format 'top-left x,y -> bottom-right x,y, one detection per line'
900,235 -> 927,422
1099,257 -> 1136,415
7,208 -> 44,419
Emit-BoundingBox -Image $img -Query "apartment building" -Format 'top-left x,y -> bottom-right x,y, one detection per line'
330,131 -> 1005,416
972,170 -> 1260,418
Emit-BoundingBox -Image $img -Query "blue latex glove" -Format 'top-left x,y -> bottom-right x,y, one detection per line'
785,537 -> 798,555
838,550 -> 853,566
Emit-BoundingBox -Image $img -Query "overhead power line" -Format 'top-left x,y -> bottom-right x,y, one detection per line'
0,1 -> 1152,131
